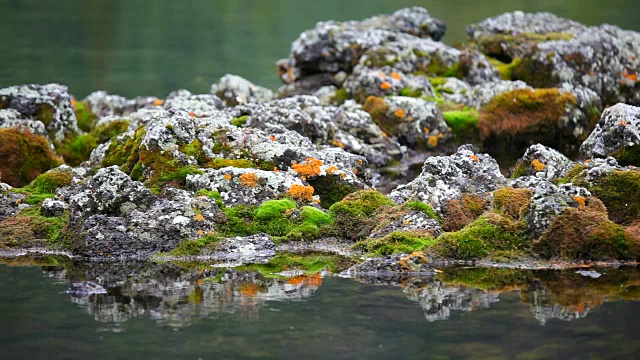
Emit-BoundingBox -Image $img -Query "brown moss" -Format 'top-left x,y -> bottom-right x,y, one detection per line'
328,190 -> 395,241
493,187 -> 532,220
533,198 -> 639,260
0,128 -> 62,187
441,194 -> 488,231
363,96 -> 394,134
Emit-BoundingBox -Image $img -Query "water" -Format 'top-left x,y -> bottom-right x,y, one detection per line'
1,0 -> 640,98
2,259 -> 640,359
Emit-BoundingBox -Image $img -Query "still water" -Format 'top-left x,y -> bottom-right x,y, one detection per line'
1,0 -> 640,98
2,259 -> 640,359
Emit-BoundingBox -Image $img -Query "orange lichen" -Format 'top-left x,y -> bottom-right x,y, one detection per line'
239,172 -> 259,187
428,135 -> 438,147
269,135 -> 276,141
394,109 -> 406,118
532,159 -> 545,171
618,120 -> 628,127
470,155 -> 479,162
585,159 -> 591,163
380,81 -> 392,90
423,127 -> 430,134
287,184 -> 315,202
357,159 -> 363,165
340,173 -> 346,179
390,72 -> 402,80
377,72 -> 388,79
326,165 -> 339,175
223,173 -> 232,181
70,97 -> 77,107
153,99 -> 164,106
330,139 -> 345,148
623,68 -> 638,82
193,213 -> 204,222
197,229 -> 205,236
189,112 -> 195,117
291,158 -> 323,177
573,195 -> 586,207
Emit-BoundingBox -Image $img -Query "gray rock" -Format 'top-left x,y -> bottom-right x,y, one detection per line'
444,80 -> 530,109
0,83 -> 79,143
211,74 -> 273,106
343,66 -> 435,102
389,145 -> 506,212
369,211 -> 442,239
40,198 -> 68,217
205,233 -> 275,264
83,90 -> 163,118
512,144 -> 573,180
0,189 -> 24,222
580,103 -> 640,164
164,90 -> 224,116
0,108 -> 51,141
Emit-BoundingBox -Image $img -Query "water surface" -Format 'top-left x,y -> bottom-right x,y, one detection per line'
2,259 -> 640,359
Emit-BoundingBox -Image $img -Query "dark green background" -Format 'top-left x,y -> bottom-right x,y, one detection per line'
1,0 -> 639,98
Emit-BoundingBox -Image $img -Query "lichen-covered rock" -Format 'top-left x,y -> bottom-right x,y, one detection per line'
357,38 -> 499,86
59,166 -> 221,258
389,145 -> 506,212
0,187 -> 24,222
580,103 -> 640,166
0,108 -> 50,140
362,96 -> 454,153
0,83 -> 79,143
444,80 -> 530,110
510,176 -> 591,238
282,7 -> 446,83
346,252 -> 435,275
83,90 -> 163,119
40,198 -> 68,217
163,90 -> 224,116
211,74 -> 273,106
468,11 -> 640,105
203,233 -> 275,264
343,66 -> 435,102
186,167 -> 305,206
369,211 -> 441,239
512,144 -> 573,180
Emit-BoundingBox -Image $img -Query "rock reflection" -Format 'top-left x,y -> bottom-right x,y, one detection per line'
2,255 -> 640,327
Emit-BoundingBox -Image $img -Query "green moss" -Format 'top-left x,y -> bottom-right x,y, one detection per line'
0,206 -> 68,248
354,230 -> 435,255
206,158 -> 256,169
510,57 -> 556,88
197,189 -> 223,207
101,127 -> 145,170
285,206 -> 334,240
399,88 -> 422,97
73,101 -> 97,132
443,109 -> 480,143
254,199 -> 296,221
14,168 -> 73,205
0,128 -> 62,187
611,144 -> 640,167
219,205 -> 258,237
231,115 -> 249,127
583,170 -> 640,225
405,201 -> 439,221
329,190 -> 395,241
35,103 -> 55,126
434,213 -> 529,260
60,120 -> 130,166
330,88 -> 350,104
167,235 -> 223,256
492,187 -> 532,220
487,58 -> 522,80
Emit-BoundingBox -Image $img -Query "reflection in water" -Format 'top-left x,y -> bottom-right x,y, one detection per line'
6,256 -> 637,328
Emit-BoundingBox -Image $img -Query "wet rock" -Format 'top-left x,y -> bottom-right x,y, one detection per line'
163,90 -> 224,116
347,252 -> 434,275
362,95 -> 453,153
204,233 -> 275,264
580,103 -> 640,166
389,145 -> 506,212
468,11 -> 640,105
0,83 -> 79,143
211,74 -> 273,106
282,7 -> 446,83
512,144 -> 573,180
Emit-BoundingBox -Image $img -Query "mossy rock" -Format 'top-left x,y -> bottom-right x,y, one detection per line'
532,199 -> 640,260
354,230 -> 435,256
0,128 -> 62,187
328,190 -> 395,241
60,120 -> 130,166
441,194 -> 488,232
493,187 -> 532,220
442,109 -> 481,145
13,168 -> 73,205
307,175 -> 360,209
611,144 -> 640,167
73,100 -> 97,132
434,212 -> 529,260
0,207 -> 68,249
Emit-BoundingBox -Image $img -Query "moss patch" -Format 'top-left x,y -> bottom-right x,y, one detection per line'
611,144 -> 640,167
60,120 -> 130,166
354,230 -> 435,256
441,194 -> 488,232
73,100 -> 97,132
231,115 -> 249,127
329,190 -> 395,241
307,175 -> 360,209
0,128 -> 62,187
493,187 -> 532,220
434,212 -> 529,260
13,168 -> 73,205
442,109 -> 480,144
0,207 -> 68,249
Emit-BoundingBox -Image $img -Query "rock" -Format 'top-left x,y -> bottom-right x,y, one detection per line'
362,96 -> 454,153
83,90 -> 163,118
343,66 -> 435,103
211,74 -> 273,106
512,144 -> 573,180
0,108 -> 50,140
40,198 -> 68,217
283,7 -> 446,83
369,211 -> 442,239
204,233 -> 275,264
389,145 -> 506,212
164,90 -> 224,116
0,189 -> 24,222
444,80 -> 530,110
0,83 -> 79,143
346,252 -> 435,275
580,103 -> 640,166
468,11 -> 640,105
